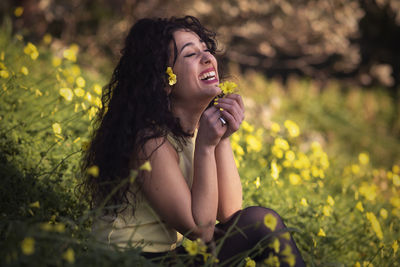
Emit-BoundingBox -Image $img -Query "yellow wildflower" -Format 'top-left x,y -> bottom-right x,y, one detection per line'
366,212 -> 383,240
43,33 -> 52,45
271,122 -> 281,133
271,161 -> 280,180
289,173 -> 301,185
300,198 -> 308,207
284,120 -> 300,137
76,76 -> 86,87
390,196 -> 400,208
166,67 -> 177,85
274,138 -> 289,151
23,42 -> 39,60
323,205 -> 332,216
139,161 -> 152,171
87,165 -> 99,177
94,97 -> 102,108
281,245 -> 295,267
40,222 -> 53,232
281,232 -> 291,240
272,146 -> 283,158
355,201 -> 364,212
14,6 -> 24,17
264,213 -> 277,231
93,84 -> 102,95
264,253 -> 280,267
35,89 -> 43,97
393,174 -> 400,186
85,92 -> 93,102
318,228 -> 326,237
219,81 -> 238,94
359,182 -> 377,201
311,141 -> 321,151
358,153 -> 369,165
54,223 -> 66,233
183,239 -> 199,256
63,48 -> 76,62
52,57 -> 62,67
21,237 -> 35,255
62,248 -> 75,263
354,262 -> 361,267
393,165 -> 400,174
351,164 -> 360,174
245,257 -> 256,267
0,70 -> 9,78
20,66 -> 29,75
269,238 -> 280,253
393,240 -> 398,254
254,176 -> 261,189
29,201 -> 40,208
285,151 -> 295,162
327,195 -> 335,206
52,123 -> 62,135
59,88 -> 74,101
242,121 -> 254,132
88,107 -> 97,120
301,170 -> 311,180
74,88 -> 85,97
246,135 -> 262,152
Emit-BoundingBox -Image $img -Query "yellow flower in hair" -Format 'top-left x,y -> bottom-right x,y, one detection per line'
166,67 -> 177,85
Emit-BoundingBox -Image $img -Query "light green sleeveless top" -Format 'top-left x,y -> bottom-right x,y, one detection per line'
92,133 -> 195,252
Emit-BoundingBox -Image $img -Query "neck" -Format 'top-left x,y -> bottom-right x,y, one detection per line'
171,98 -> 211,135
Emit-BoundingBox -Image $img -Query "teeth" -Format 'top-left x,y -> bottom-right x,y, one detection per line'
199,71 -> 216,80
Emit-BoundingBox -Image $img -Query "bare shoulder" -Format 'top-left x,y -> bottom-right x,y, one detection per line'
142,135 -> 178,162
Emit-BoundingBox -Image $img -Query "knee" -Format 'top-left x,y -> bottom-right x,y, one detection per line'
240,206 -> 285,231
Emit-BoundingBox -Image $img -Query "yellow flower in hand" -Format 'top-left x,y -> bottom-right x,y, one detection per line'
166,67 -> 177,85
218,81 -> 238,95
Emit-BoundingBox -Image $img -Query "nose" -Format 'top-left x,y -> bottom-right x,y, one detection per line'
201,51 -> 212,64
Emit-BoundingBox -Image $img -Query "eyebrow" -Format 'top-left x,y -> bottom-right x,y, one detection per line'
180,40 -> 206,53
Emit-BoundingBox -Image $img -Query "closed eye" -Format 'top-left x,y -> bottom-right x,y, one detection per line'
184,53 -> 196,58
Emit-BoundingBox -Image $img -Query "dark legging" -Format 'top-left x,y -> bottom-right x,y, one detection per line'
142,206 -> 306,266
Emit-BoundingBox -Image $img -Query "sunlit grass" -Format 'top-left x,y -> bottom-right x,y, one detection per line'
0,23 -> 399,266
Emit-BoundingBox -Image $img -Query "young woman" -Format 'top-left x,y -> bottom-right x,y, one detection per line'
82,16 -> 305,266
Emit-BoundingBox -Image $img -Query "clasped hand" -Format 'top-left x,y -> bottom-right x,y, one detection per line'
197,94 -> 245,147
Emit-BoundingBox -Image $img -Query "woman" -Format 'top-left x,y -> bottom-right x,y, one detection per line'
82,16 -> 305,266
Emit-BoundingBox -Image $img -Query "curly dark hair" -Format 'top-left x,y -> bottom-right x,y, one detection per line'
80,16 -> 219,213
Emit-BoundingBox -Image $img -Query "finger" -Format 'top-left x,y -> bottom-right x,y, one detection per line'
216,102 -> 241,122
223,94 -> 244,110
220,109 -> 239,130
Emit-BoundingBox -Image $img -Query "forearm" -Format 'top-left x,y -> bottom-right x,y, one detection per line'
215,138 -> 243,222
191,144 -> 219,241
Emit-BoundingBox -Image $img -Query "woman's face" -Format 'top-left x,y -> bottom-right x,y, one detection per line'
168,30 -> 221,104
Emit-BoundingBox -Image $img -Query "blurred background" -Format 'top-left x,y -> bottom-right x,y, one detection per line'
3,0 -> 400,161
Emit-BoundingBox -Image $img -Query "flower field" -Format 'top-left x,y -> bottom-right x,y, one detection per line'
1,21 -> 400,266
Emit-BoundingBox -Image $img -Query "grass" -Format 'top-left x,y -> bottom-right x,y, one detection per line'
0,21 -> 399,266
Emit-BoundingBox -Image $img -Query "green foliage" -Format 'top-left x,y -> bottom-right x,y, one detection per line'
0,27 -> 399,267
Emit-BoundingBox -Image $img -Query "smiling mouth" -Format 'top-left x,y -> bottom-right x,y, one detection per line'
198,68 -> 218,83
